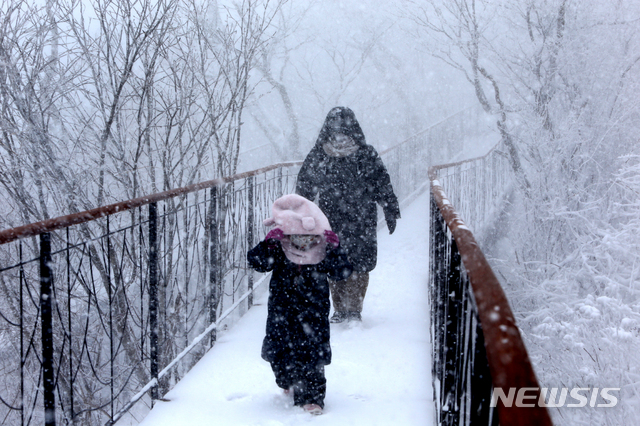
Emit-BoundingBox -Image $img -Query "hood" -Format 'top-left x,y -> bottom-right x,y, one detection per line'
263,194 -> 331,235
263,194 -> 331,265
315,106 -> 367,150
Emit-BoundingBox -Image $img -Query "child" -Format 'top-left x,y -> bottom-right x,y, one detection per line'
247,194 -> 352,415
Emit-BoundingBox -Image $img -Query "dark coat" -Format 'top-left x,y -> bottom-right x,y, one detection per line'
247,240 -> 352,366
296,107 -> 401,272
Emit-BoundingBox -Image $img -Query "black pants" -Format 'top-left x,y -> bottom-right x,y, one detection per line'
270,357 -> 326,408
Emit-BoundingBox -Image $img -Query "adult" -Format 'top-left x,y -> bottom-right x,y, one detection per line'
295,106 -> 400,323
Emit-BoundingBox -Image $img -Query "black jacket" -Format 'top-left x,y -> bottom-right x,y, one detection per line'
247,240 -> 352,365
296,107 -> 400,272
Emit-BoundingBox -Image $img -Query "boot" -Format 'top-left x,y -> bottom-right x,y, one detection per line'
348,311 -> 362,322
329,311 -> 348,323
303,404 -> 323,415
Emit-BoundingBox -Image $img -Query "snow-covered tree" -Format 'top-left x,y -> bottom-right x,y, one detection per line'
409,0 -> 640,423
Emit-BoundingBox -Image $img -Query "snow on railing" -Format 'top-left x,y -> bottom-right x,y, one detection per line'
0,107 -> 487,425
429,149 -> 553,425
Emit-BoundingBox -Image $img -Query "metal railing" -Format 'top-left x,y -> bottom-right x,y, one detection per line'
0,164 -> 300,425
0,106 -> 489,425
430,142 -> 512,240
429,145 -> 553,425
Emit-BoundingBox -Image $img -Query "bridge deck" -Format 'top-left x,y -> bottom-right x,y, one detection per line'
136,191 -> 434,426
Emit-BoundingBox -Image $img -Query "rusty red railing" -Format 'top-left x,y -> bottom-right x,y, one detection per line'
429,149 -> 553,425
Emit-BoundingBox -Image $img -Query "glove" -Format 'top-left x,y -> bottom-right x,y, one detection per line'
265,228 -> 284,248
265,228 -> 284,241
324,230 -> 339,248
386,218 -> 396,235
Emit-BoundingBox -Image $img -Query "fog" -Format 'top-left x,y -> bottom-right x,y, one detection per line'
1,1 -> 639,425
238,0 -> 477,170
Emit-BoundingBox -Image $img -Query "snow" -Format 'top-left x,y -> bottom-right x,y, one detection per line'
137,191 -> 434,426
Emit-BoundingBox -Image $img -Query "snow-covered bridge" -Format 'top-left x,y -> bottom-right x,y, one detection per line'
138,189 -> 433,426
0,109 -> 551,426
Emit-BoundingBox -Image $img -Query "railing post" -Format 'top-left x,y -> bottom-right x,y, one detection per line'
19,242 -> 25,426
208,186 -> 219,346
107,216 -> 115,419
470,321 -> 497,425
246,176 -> 255,308
148,203 -> 159,401
40,232 -> 56,426
430,193 -> 448,423
65,229 -> 75,424
443,238 -> 463,425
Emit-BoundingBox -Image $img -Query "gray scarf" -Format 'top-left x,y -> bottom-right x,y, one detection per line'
323,134 -> 359,157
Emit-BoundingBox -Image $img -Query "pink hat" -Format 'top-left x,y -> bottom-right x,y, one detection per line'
263,194 -> 331,235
